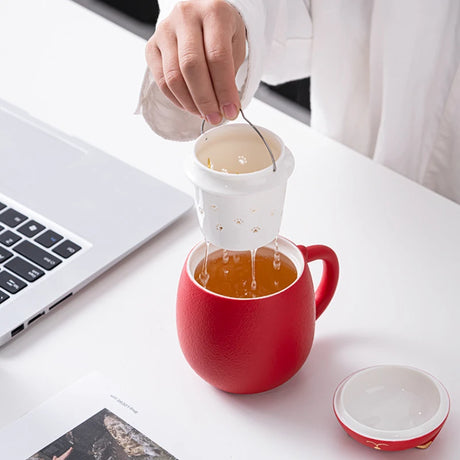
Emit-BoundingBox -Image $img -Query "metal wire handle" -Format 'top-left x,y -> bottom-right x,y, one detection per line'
200,108 -> 277,172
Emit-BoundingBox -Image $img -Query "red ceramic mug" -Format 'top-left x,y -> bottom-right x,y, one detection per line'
176,236 -> 339,394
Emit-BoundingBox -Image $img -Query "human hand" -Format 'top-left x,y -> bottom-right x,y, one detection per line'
52,447 -> 73,460
145,0 -> 246,125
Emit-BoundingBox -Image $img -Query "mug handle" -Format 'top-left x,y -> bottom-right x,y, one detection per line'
298,245 -> 339,319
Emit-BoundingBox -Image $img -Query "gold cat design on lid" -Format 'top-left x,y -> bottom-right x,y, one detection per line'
416,441 -> 433,449
366,441 -> 389,450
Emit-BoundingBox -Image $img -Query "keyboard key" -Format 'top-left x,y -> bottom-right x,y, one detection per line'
53,240 -> 82,259
17,220 -> 45,237
14,241 -> 62,270
0,208 -> 28,228
35,230 -> 63,248
0,290 -> 9,303
0,225 -> 4,232
0,247 -> 13,263
5,257 -> 44,282
0,202 -> 6,211
0,271 -> 27,294
0,230 -> 22,247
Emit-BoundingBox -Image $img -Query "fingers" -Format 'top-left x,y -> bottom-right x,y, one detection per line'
145,1 -> 246,124
145,38 -> 184,111
156,31 -> 202,116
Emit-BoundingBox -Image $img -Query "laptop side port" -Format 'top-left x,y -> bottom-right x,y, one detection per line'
28,311 -> 45,325
11,323 -> 25,337
49,292 -> 73,310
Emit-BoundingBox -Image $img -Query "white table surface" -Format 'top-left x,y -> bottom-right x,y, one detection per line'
1,1 -> 460,459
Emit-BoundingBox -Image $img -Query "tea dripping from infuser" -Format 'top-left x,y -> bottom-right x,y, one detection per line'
198,240 -> 211,288
189,111 -> 295,297
198,148 -> 285,295
194,241 -> 297,298
196,234 -> 291,298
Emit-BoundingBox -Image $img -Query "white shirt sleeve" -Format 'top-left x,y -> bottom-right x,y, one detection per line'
229,0 -> 312,90
136,0 -> 312,141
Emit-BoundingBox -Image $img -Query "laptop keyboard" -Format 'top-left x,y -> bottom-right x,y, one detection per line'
0,201 -> 83,304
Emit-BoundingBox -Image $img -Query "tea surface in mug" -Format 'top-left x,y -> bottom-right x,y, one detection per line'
194,247 -> 297,298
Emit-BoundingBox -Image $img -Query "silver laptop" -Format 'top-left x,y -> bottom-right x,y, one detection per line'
0,99 -> 193,346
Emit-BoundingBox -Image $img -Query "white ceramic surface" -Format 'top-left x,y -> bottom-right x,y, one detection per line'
333,365 -> 450,441
185,124 -> 295,251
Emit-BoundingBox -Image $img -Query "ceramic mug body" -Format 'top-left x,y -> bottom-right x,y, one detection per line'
176,236 -> 339,394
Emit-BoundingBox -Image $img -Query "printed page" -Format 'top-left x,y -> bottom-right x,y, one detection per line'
0,373 -> 178,460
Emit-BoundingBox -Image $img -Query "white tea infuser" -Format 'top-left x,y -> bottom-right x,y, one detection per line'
185,110 -> 295,251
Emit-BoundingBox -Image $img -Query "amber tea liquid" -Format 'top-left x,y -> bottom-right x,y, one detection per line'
194,247 -> 297,298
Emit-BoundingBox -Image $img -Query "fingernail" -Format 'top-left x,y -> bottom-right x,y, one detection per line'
205,112 -> 222,125
222,103 -> 238,120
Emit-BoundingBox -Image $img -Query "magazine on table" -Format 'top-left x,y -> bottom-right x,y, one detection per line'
0,373 -> 178,460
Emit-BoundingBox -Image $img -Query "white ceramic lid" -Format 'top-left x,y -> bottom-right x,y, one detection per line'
333,365 -> 450,441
